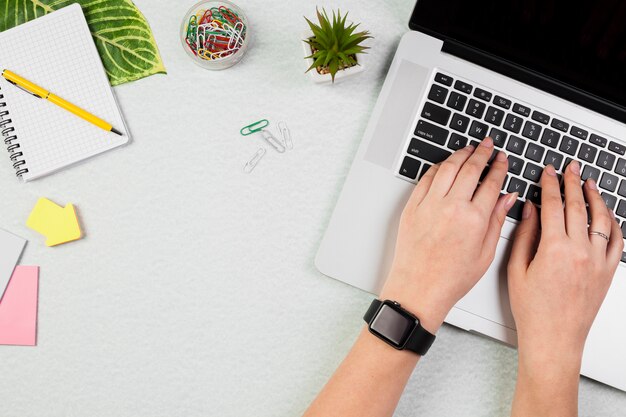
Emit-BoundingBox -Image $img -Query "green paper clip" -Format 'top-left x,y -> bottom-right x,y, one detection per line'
240,119 -> 269,136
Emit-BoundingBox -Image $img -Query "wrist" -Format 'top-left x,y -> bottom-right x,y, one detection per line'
517,335 -> 584,379
379,273 -> 451,334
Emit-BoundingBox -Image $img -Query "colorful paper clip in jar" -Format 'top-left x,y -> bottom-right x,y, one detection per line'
181,0 -> 250,70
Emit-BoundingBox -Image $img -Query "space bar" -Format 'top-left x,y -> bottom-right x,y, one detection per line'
407,138 -> 451,164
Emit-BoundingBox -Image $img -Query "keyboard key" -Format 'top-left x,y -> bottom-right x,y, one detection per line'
508,155 -> 524,175
600,172 -> 619,192
570,126 -> 588,140
414,120 -> 449,145
474,88 -> 492,101
502,114 -> 523,134
622,224 -> 626,240
525,143 -> 545,162
544,150 -> 564,171
559,136 -> 579,156
618,180 -> 626,197
540,128 -> 560,148
532,110 -> 550,125
506,198 -> 525,220
581,165 -> 600,182
615,158 -> 626,177
465,99 -> 486,118
527,185 -> 542,204
428,84 -> 448,104
601,192 -> 617,210
400,156 -> 421,180
418,163 -> 432,180
484,106 -> 505,126
450,113 -> 470,133
469,120 -> 489,139
434,72 -> 453,86
590,134 -> 608,148
522,121 -> 542,141
512,103 -> 531,117
446,91 -> 468,112
578,144 -> 598,163
617,200 -> 626,218
493,95 -> 511,109
489,128 -> 507,148
454,80 -> 473,94
407,138 -> 452,163
622,252 -> 626,263
506,135 -> 527,155
523,163 -> 543,183
422,102 -> 451,126
551,118 -> 569,132
447,133 -> 468,150
596,151 -> 616,171
608,141 -> 626,156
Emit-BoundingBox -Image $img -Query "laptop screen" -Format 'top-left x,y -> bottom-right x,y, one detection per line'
409,0 -> 626,113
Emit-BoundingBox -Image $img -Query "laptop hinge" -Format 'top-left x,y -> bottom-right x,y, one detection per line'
442,40 -> 626,124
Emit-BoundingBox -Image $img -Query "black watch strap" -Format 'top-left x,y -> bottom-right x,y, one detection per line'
364,299 -> 436,356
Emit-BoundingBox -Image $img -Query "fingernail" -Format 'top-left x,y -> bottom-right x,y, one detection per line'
569,160 -> 580,175
545,164 -> 557,177
480,137 -> 494,148
587,178 -> 598,190
495,151 -> 507,162
465,144 -> 475,152
522,200 -> 532,219
504,193 -> 518,210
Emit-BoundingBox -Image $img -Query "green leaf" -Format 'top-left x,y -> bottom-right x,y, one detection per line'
0,0 -> 166,86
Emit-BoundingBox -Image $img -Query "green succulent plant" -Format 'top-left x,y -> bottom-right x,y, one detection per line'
304,8 -> 372,82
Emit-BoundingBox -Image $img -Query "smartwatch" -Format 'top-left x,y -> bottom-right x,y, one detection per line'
363,299 -> 436,356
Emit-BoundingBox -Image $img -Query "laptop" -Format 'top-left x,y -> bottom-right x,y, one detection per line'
316,0 -> 626,391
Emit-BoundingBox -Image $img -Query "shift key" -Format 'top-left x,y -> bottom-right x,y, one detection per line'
421,102 -> 451,126
414,120 -> 449,145
407,138 -> 451,164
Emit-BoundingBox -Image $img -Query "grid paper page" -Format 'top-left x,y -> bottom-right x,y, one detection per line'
0,4 -> 129,181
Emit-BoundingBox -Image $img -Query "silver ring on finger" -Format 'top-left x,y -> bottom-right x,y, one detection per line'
588,230 -> 610,242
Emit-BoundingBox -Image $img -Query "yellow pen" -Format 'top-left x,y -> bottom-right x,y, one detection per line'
1,69 -> 123,136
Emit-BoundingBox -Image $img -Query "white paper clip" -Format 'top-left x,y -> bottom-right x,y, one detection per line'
244,148 -> 266,173
278,121 -> 292,150
261,129 -> 285,153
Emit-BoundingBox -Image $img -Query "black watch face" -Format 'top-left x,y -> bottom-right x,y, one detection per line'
370,304 -> 415,347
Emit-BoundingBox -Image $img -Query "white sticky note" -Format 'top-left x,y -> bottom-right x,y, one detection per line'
0,229 -> 26,298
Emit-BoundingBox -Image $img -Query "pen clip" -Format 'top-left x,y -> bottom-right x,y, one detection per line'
5,79 -> 42,99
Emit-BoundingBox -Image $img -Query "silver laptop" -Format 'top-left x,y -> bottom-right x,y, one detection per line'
316,0 -> 626,391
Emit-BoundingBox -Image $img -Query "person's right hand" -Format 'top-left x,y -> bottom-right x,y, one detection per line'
508,161 -> 623,368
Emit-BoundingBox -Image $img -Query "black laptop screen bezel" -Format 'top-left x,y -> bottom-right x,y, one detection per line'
408,1 -> 626,124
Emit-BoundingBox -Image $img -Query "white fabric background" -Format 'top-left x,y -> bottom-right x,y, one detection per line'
1,0 -> 625,415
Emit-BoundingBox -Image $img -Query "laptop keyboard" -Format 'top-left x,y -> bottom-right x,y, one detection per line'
398,71 -> 626,263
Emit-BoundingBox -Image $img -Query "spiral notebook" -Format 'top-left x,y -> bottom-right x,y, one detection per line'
0,4 -> 130,181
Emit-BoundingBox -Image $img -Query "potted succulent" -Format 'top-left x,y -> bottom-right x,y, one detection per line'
302,9 -> 372,84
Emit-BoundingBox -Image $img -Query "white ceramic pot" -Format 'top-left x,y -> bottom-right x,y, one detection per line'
301,30 -> 365,84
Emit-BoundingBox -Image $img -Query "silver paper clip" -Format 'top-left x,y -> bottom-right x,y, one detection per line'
244,148 -> 266,173
278,121 -> 292,150
261,129 -> 285,153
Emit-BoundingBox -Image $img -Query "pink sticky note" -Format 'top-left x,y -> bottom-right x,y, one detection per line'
0,266 -> 39,346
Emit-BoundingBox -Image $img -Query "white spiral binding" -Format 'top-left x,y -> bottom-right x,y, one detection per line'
0,86 -> 28,178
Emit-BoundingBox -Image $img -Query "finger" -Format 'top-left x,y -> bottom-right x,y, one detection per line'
482,192 -> 518,256
584,179 -> 612,252
405,164 -> 440,209
563,161 -> 587,240
540,164 -> 566,237
426,145 -> 475,198
606,211 -> 624,266
472,150 -> 509,214
509,201 -> 540,271
448,137 -> 496,200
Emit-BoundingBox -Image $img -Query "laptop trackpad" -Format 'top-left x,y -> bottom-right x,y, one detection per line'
364,60 -> 429,169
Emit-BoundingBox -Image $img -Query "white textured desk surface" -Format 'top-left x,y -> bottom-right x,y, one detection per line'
1,1 -> 625,416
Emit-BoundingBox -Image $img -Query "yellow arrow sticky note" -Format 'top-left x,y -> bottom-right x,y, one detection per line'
26,198 -> 83,247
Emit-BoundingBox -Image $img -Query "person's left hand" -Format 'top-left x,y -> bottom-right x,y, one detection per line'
380,138 -> 517,332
